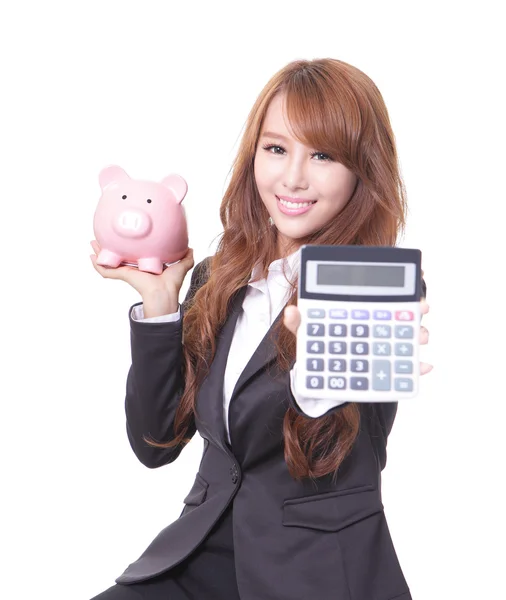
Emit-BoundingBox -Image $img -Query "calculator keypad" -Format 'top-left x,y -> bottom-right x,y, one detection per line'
303,306 -> 416,395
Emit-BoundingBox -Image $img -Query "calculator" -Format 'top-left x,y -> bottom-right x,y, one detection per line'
295,245 -> 423,402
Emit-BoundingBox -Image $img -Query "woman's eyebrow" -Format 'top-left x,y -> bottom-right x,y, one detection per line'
260,131 -> 289,141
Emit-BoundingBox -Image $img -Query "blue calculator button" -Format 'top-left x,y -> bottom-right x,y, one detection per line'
394,378 -> 413,392
329,308 -> 348,319
328,341 -> 347,354
374,310 -> 392,320
352,309 -> 370,319
351,359 -> 369,373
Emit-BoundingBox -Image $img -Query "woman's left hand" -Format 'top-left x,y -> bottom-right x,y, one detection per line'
284,299 -> 433,375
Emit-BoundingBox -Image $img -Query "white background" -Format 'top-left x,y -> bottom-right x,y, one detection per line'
1,1 -> 504,598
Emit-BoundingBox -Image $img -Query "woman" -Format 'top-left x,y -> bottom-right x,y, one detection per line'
90,57 -> 432,600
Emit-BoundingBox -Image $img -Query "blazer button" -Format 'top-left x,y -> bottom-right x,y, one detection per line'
229,465 -> 239,484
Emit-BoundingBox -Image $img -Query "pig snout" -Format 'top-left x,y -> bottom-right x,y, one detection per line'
112,209 -> 152,238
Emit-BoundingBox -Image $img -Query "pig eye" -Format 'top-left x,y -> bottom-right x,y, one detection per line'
147,199 -> 152,203
122,195 -> 127,199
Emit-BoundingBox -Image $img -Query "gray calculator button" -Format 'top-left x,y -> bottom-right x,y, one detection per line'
329,341 -> 347,354
307,323 -> 325,336
329,324 -> 347,337
351,359 -> 369,373
373,342 -> 391,356
352,309 -> 370,319
395,325 -> 414,339
308,309 -> 325,318
395,360 -> 413,374
351,324 -> 369,337
351,342 -> 369,355
328,359 -> 346,372
328,376 -> 346,390
307,341 -> 325,354
373,324 -> 391,338
395,343 -> 413,356
372,360 -> 391,391
307,358 -> 324,371
329,308 -> 348,318
395,378 -> 413,392
351,377 -> 369,390
307,376 -> 324,389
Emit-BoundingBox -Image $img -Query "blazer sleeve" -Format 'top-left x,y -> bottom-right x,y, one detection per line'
124,257 -> 211,468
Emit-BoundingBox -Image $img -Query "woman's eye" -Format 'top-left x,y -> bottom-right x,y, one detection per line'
262,144 -> 285,155
311,151 -> 332,161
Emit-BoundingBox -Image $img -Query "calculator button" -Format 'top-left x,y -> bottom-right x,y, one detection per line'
351,359 -> 369,373
329,324 -> 347,337
307,358 -> 324,371
351,342 -> 369,355
373,325 -> 392,338
374,310 -> 392,320
329,342 -> 347,354
307,323 -> 325,336
373,342 -> 391,356
328,376 -> 346,390
328,359 -> 346,372
372,360 -> 391,391
308,309 -> 325,318
395,325 -> 414,339
395,360 -> 413,374
395,378 -> 413,392
352,309 -> 370,319
329,308 -> 348,319
307,341 -> 325,354
307,376 -> 324,389
395,343 -> 413,356
351,377 -> 368,390
395,310 -> 414,321
351,324 -> 369,337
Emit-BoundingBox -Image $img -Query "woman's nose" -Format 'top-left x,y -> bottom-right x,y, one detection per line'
283,157 -> 309,191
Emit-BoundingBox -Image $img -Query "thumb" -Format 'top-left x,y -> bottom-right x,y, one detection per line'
283,305 -> 301,335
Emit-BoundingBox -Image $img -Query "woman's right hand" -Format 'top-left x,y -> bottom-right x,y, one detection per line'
89,240 -> 195,304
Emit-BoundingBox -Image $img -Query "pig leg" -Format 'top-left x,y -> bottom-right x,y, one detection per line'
137,257 -> 165,275
97,249 -> 124,268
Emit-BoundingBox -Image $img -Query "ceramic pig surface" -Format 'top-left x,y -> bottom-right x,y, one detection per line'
93,165 -> 189,275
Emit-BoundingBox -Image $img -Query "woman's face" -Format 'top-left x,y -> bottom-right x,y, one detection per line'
254,93 -> 358,257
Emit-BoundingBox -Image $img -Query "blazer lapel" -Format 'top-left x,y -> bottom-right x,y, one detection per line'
195,283 -> 289,452
195,286 -> 247,452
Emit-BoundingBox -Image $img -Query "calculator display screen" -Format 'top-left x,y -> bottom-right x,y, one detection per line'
306,261 -> 416,296
317,264 -> 405,287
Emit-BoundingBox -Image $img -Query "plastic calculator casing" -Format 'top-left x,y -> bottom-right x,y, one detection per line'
296,245 -> 423,403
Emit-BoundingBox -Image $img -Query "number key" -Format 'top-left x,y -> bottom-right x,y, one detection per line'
307,323 -> 325,336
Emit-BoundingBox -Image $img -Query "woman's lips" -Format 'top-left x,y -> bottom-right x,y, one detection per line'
276,195 -> 317,215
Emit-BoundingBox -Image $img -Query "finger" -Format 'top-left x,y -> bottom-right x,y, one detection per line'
90,253 -> 129,279
283,305 -> 301,335
420,299 -> 429,316
420,362 -> 433,375
419,325 -> 429,345
90,240 -> 101,255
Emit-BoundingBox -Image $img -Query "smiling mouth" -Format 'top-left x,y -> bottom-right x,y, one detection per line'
276,196 -> 317,208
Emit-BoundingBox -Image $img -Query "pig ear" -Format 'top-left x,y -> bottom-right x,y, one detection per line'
99,165 -> 130,190
160,174 -> 188,204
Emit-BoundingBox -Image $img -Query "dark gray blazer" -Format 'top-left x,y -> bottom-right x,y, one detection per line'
115,258 -> 417,600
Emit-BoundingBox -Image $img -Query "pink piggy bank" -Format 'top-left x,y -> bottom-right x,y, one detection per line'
93,165 -> 189,275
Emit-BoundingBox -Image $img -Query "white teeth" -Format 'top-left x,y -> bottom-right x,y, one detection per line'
279,198 -> 315,208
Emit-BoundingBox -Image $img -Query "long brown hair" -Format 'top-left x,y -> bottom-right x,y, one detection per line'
145,58 -> 407,480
